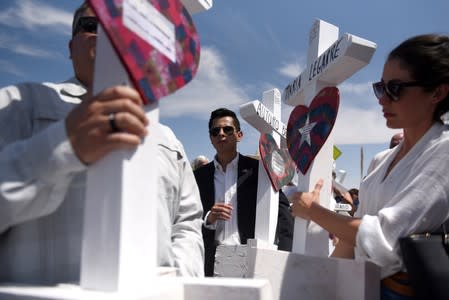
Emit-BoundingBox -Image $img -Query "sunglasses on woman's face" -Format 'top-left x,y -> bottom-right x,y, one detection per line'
372,80 -> 426,101
73,16 -> 98,36
209,126 -> 236,137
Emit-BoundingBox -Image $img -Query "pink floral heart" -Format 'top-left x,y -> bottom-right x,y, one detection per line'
89,0 -> 200,104
287,87 -> 340,175
259,133 -> 296,192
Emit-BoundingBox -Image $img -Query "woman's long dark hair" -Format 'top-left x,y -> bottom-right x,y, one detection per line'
388,34 -> 449,122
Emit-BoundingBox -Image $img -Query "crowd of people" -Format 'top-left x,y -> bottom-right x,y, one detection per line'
0,1 -> 448,299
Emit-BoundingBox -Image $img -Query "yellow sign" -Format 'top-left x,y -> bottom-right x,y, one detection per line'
333,145 -> 342,160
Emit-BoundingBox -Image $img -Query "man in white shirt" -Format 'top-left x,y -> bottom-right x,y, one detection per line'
0,1 -> 204,283
194,108 -> 293,276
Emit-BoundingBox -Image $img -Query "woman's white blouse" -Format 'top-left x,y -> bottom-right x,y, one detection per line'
355,123 -> 449,278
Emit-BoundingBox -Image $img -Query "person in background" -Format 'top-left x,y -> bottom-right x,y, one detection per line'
0,1 -> 204,283
191,155 -> 210,171
290,34 -> 449,299
194,108 -> 294,276
348,188 -> 359,215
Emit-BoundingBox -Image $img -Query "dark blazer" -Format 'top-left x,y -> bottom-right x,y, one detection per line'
194,154 -> 293,276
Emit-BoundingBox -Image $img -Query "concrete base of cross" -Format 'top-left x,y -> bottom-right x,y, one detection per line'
0,268 -> 274,300
214,239 -> 278,278
215,241 -> 380,300
247,248 -> 380,300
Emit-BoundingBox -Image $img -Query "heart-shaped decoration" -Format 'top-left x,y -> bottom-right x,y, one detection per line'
88,0 -> 200,104
287,87 -> 339,175
259,133 -> 296,192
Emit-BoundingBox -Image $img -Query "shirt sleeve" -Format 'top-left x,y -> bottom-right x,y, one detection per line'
0,121 -> 86,233
172,153 -> 205,277
158,125 -> 205,277
203,211 -> 217,230
0,85 -> 86,233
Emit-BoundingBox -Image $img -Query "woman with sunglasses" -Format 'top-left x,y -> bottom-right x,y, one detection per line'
290,34 -> 449,299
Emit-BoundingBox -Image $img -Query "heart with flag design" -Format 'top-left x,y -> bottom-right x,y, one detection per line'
88,0 -> 200,104
287,87 -> 340,175
259,133 -> 296,192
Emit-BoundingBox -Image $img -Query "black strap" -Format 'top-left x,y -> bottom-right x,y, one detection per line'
441,219 -> 449,254
443,218 -> 449,234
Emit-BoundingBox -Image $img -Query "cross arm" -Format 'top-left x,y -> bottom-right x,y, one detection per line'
240,100 -> 287,139
180,0 -> 213,14
283,33 -> 376,106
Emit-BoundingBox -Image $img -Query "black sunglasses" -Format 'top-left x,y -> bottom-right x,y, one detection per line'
209,126 -> 236,137
73,16 -> 98,36
372,80 -> 427,101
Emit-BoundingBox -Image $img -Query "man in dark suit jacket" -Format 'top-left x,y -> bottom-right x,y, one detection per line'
194,108 -> 293,276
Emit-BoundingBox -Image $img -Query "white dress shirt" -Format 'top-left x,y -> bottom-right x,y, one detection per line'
355,123 -> 449,278
204,154 -> 241,245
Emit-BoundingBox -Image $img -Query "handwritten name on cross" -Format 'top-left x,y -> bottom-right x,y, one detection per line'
284,19 -> 376,106
240,88 -> 285,245
81,1 -> 211,293
241,98 -> 287,140
283,19 -> 376,255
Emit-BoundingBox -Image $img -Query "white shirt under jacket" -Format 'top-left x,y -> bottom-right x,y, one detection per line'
0,78 -> 204,284
203,154 -> 241,245
355,122 -> 449,278
213,154 -> 241,245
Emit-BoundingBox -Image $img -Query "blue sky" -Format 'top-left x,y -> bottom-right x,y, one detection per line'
0,0 -> 448,189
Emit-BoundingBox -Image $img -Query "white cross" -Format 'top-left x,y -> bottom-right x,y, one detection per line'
181,0 -> 213,14
283,19 -> 376,255
81,26 -> 159,292
81,1 -> 211,293
240,88 -> 286,246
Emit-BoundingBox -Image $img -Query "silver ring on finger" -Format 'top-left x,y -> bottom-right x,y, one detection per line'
109,113 -> 120,133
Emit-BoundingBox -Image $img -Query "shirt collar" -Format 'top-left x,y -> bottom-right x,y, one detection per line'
214,152 -> 240,171
60,77 -> 87,98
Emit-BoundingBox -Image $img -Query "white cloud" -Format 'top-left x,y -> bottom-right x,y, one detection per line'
334,104 -> 397,144
0,0 -> 72,35
339,81 -> 373,96
13,44 -> 61,59
160,47 -> 250,118
278,61 -> 304,78
0,33 -> 63,59
334,84 -> 395,144
0,60 -> 24,77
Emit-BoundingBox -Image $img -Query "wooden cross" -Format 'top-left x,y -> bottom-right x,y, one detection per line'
240,88 -> 287,246
283,19 -> 376,255
80,26 -> 159,292
81,0 -> 211,292
181,0 -> 213,14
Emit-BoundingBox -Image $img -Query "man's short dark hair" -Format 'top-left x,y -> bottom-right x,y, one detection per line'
208,108 -> 241,131
72,1 -> 90,37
